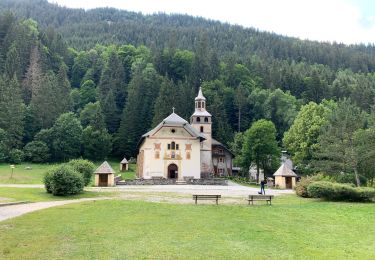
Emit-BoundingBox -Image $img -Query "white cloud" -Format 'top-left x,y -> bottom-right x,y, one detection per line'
48,0 -> 375,44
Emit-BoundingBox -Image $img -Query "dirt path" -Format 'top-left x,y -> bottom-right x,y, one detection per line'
0,197 -> 110,222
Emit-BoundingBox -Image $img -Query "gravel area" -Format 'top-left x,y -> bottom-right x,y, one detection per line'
89,181 -> 294,197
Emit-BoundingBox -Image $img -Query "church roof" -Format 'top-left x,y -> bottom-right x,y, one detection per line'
120,158 -> 128,164
94,161 -> 116,174
137,112 -> 205,148
192,110 -> 212,117
273,163 -> 297,177
212,138 -> 235,157
195,87 -> 206,101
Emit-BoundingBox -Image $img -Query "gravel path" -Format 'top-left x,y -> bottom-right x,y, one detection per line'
0,197 -> 109,222
89,182 -> 294,197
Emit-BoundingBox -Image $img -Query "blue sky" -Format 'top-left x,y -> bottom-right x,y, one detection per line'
48,0 -> 375,44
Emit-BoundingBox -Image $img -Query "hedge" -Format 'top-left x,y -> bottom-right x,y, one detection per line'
307,181 -> 375,202
44,165 -> 84,196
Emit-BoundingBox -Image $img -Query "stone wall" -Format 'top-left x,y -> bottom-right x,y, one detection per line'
116,178 -> 227,186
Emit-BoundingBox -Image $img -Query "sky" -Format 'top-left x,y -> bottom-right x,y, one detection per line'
47,0 -> 375,44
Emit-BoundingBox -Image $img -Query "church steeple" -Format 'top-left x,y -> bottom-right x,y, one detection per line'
195,87 -> 206,110
190,87 -> 213,177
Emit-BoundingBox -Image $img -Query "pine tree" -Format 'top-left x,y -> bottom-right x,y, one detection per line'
152,77 -> 178,126
22,46 -> 43,104
116,63 -> 160,156
0,75 -> 25,149
98,50 -> 126,133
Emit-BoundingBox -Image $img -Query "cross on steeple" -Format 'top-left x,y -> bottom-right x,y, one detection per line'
172,107 -> 175,113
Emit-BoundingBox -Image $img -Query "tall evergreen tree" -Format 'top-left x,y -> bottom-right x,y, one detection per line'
0,75 -> 25,149
116,62 -> 160,156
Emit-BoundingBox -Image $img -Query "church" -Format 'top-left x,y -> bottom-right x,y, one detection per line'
136,88 -> 233,180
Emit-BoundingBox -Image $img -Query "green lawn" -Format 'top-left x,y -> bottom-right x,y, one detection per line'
0,196 -> 374,259
0,163 -> 57,184
0,187 -> 107,202
0,161 -> 137,184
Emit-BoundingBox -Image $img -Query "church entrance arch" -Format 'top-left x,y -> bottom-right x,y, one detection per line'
168,164 -> 178,179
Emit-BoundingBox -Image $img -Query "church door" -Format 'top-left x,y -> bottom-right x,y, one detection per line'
168,164 -> 178,179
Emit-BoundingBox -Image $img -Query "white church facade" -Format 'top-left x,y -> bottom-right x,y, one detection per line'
136,88 -> 233,180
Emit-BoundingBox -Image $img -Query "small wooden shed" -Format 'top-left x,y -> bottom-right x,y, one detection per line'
94,161 -> 116,187
273,163 -> 297,189
120,158 -> 129,172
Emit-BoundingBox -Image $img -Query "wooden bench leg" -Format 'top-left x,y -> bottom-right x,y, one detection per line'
216,198 -> 218,205
195,198 -> 197,205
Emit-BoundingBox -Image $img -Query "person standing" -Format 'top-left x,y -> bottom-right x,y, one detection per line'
260,179 -> 266,195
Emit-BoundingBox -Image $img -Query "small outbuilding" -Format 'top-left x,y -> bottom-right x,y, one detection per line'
94,161 -> 116,187
120,158 -> 129,172
273,163 -> 297,189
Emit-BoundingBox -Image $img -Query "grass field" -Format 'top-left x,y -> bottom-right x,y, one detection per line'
0,161 -> 137,184
0,187 -> 107,203
0,195 -> 374,259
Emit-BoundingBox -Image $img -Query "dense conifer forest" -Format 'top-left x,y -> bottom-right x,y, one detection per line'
0,0 -> 374,184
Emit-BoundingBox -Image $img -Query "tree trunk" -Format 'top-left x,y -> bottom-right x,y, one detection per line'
354,167 -> 361,187
256,159 -> 260,183
238,107 -> 241,132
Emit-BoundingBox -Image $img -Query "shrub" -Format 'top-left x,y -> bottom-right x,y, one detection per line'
295,174 -> 330,197
67,159 -> 95,186
24,141 -> 50,163
44,165 -> 84,196
307,181 -> 375,202
44,172 -> 53,193
307,181 -> 336,199
8,149 -> 24,164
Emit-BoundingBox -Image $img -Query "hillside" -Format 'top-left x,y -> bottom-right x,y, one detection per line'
0,0 -> 374,179
2,0 -> 375,73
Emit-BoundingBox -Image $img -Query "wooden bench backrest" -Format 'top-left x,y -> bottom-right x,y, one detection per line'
248,195 -> 274,199
193,195 -> 221,199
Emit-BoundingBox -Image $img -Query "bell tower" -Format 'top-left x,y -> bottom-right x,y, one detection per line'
190,87 -> 212,177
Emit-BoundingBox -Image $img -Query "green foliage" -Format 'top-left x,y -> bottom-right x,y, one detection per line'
67,159 -> 95,186
44,165 -> 84,196
82,126 -> 112,161
313,99 -> 367,186
8,149 -> 24,164
334,173 -> 367,186
283,101 -> 334,166
79,80 -> 97,106
50,112 -> 83,161
354,127 -> 375,186
23,141 -> 50,163
80,102 -> 105,129
241,119 -> 280,179
295,174 -> 331,197
307,181 -> 375,202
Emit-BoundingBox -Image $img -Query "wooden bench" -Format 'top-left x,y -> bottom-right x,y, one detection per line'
247,195 -> 274,205
193,195 -> 221,205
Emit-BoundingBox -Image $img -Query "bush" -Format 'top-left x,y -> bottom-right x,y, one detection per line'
8,149 -> 24,164
295,174 -> 330,197
307,181 -> 336,199
24,141 -> 50,163
67,159 -> 95,186
307,181 -> 375,202
44,172 -> 53,193
44,165 -> 84,196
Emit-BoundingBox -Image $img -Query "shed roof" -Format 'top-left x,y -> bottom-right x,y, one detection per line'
273,163 -> 297,177
120,158 -> 128,164
94,161 -> 116,174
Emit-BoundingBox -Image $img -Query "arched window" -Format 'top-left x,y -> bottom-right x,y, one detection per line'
200,126 -> 204,133
196,117 -> 201,122
198,102 -> 201,108
204,117 -> 209,123
202,101 -> 205,108
171,141 -> 175,150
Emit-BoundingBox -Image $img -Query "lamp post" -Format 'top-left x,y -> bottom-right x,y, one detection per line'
10,164 -> 15,179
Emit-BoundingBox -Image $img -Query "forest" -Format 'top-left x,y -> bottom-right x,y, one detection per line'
0,0 -> 374,185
